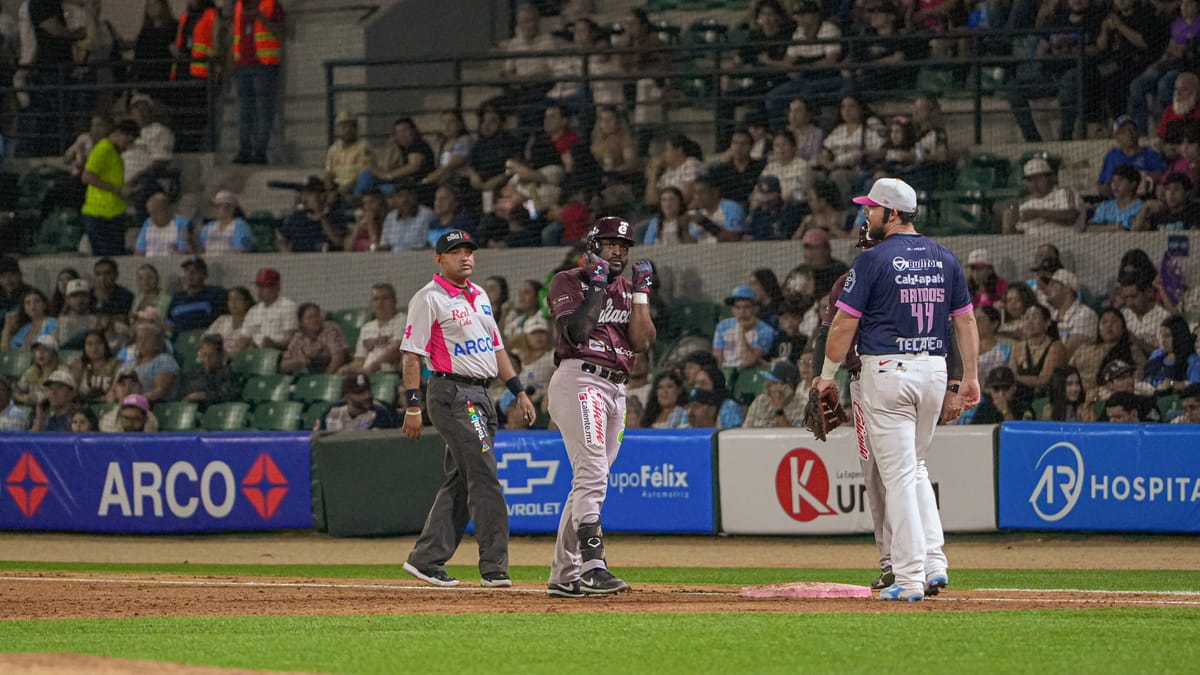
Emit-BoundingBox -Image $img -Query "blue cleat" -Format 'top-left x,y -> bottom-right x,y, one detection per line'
879,583 -> 925,601
925,574 -> 949,597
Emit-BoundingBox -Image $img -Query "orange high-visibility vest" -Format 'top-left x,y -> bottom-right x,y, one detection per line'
172,8 -> 218,79
233,0 -> 282,66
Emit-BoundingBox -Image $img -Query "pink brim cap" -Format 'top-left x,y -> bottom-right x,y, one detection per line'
851,195 -> 879,206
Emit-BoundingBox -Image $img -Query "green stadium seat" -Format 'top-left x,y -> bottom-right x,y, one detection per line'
1029,397 -> 1048,421
57,349 -> 81,366
242,374 -> 294,404
667,302 -> 722,339
247,210 -> 280,253
231,348 -> 280,376
0,350 -> 33,379
26,209 -> 84,255
301,401 -> 330,431
292,373 -> 343,404
1157,393 -> 1181,422
154,401 -> 200,431
91,402 -> 119,420
174,329 -> 207,374
370,372 -> 401,404
252,401 -> 304,431
732,368 -> 770,406
331,307 -> 373,330
202,402 -> 251,431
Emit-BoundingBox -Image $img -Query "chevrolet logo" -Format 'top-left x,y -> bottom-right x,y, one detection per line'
496,452 -> 558,495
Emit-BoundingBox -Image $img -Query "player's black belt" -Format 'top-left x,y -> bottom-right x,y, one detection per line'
580,361 -> 628,385
432,372 -> 493,387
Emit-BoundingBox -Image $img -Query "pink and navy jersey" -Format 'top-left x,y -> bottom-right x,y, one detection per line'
401,274 -> 504,379
835,233 -> 972,356
548,267 -> 635,373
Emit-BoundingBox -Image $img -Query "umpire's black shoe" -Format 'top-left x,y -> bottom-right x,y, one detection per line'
481,571 -> 513,588
580,568 -> 630,595
870,566 -> 894,590
403,561 -> 460,587
547,580 -> 585,598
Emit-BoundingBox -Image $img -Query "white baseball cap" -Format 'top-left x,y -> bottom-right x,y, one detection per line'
1023,157 -> 1053,178
852,178 -> 917,212
523,314 -> 550,335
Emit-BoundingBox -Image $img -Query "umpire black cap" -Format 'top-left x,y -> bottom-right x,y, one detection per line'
435,229 -> 478,254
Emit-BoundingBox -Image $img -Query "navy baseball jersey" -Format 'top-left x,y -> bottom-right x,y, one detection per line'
548,267 -> 635,372
834,234 -> 972,356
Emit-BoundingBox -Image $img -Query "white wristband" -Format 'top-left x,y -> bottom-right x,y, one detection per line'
820,356 -> 840,381
633,292 -> 649,305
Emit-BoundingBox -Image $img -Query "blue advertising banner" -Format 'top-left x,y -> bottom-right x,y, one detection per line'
998,423 -> 1200,533
493,429 -> 715,534
0,433 -> 312,533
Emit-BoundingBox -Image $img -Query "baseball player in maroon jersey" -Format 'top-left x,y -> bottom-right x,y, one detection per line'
545,217 -> 656,598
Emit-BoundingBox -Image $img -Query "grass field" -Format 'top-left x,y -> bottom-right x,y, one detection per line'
2,562 -> 1198,674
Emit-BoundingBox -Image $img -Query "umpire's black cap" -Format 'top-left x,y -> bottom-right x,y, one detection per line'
435,229 -> 478,255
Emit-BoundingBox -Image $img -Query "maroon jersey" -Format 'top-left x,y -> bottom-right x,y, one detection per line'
548,267 -> 635,372
824,271 -> 863,375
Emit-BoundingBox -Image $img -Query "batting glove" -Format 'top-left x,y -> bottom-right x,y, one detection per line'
632,260 -> 654,293
588,257 -> 611,286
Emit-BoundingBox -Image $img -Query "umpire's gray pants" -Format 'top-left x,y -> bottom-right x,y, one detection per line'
406,376 -> 509,576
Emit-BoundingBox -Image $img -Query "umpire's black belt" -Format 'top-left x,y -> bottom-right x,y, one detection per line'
580,361 -> 628,385
432,371 -> 493,387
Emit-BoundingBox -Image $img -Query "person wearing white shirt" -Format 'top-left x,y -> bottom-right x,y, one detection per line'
1014,158 -> 1081,237
135,192 -> 192,256
342,283 -> 408,375
381,182 -> 435,253
761,130 -> 812,203
1045,268 -> 1097,358
122,94 -> 175,199
242,268 -> 298,350
1118,279 -> 1172,355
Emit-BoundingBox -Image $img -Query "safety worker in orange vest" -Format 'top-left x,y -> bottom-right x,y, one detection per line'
231,0 -> 284,165
171,0 -> 221,151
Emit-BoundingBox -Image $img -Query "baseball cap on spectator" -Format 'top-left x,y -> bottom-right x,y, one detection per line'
211,190 -> 239,208
130,93 -> 154,109
121,393 -> 150,413
985,366 -> 1015,389
763,361 -> 800,387
0,256 -> 20,275
45,368 -> 76,389
33,335 -> 58,352
66,279 -> 91,296
136,306 -> 165,324
756,175 -> 782,194
1023,158 -> 1053,178
342,372 -> 372,396
524,314 -> 550,335
801,228 -> 830,248
335,111 -> 355,125
725,284 -> 757,305
852,177 -> 918,211
255,268 -> 281,287
300,175 -> 325,192
1049,268 -> 1079,293
1113,115 -> 1137,133
181,256 -> 208,271
688,388 -> 724,407
116,370 -> 141,383
435,229 -> 478,254
1101,360 -> 1136,385
966,248 -> 991,269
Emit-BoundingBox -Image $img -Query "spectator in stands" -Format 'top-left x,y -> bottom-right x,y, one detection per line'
1007,0 -> 1103,142
1039,365 -> 1097,421
170,257 -> 227,334
278,177 -> 349,252
69,407 -> 98,432
123,94 -> 175,205
800,227 -> 851,299
1094,0 -> 1162,128
280,303 -> 348,375
1158,72 -> 1200,155
617,7 -> 670,153
63,113 -> 112,180
380,180 -> 434,253
0,257 -> 34,319
515,312 -> 554,406
716,0 -> 794,147
90,260 -> 132,319
644,132 -> 705,208
746,175 -> 803,241
1013,303 -> 1068,397
481,203 -> 543,248
242,267 -> 297,350
325,112 -> 373,195
1134,172 -> 1200,229
1119,276 -> 1172,353
770,296 -> 811,364
69,329 -> 117,403
135,192 -> 193,256
743,360 -> 806,428
316,372 -> 396,431
751,267 -> 785,328
526,102 -> 598,193
847,0 -> 920,96
765,3 -> 843,131
342,189 -> 388,252
467,105 -> 520,205
31,369 -> 78,432
231,0 -> 284,165
99,371 -> 159,431
975,305 -> 1012,384
131,0 -> 176,100
172,0 -> 221,151
819,95 -> 885,200
1129,0 -> 1200,135
1175,383 -> 1200,422
1144,313 -> 1195,391
590,105 -> 641,207
46,269 -> 79,318
966,366 -> 1033,424
684,171 -> 746,243
535,17 -> 604,138
912,94 -> 951,165
3,289 -> 55,351
0,378 -> 31,432
500,279 -> 542,353
1071,307 -> 1145,389
761,130 -> 812,204
1015,158 -> 1082,237
709,128 -> 765,207
787,98 -> 826,166
796,179 -> 849,239
356,117 -> 435,196
639,370 -> 688,429
426,184 -> 477,249
205,286 -> 254,356
1104,390 -> 1144,422
1160,118 -> 1200,186
688,362 -> 744,428
340,283 -> 406,376
81,118 -> 139,256
1045,268 -> 1098,358
641,186 -> 689,245
966,248 -> 1007,309
26,0 -> 87,156
52,279 -> 95,349
1098,115 -> 1166,199
181,334 -> 239,408
1026,243 -> 1064,307
199,190 -> 252,254
118,321 -> 178,403
489,3 -> 564,135
13,335 -> 59,405
624,352 -> 652,417
115,394 -> 150,432
423,110 -> 473,187
1090,164 -> 1146,230
713,284 -> 774,369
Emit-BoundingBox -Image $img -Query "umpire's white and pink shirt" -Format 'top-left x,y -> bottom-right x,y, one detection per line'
400,274 -> 505,379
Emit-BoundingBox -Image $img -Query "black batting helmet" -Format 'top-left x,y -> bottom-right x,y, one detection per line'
587,216 -> 635,253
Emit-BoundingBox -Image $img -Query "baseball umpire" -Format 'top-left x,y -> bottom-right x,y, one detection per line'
813,178 -> 980,601
545,217 -> 656,598
399,229 -> 536,589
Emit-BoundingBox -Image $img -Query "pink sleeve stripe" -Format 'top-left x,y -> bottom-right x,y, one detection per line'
834,300 -> 862,318
427,320 -> 453,373
951,303 -> 974,318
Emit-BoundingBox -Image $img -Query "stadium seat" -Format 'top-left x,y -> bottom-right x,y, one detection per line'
26,209 -> 84,255
202,402 -> 251,431
174,329 -> 207,374
57,349 -> 81,366
331,307 -> 373,330
252,401 -> 304,431
231,348 -> 280,376
667,302 -> 722,339
732,368 -> 769,406
720,366 -> 738,390
154,402 -> 200,431
247,210 -> 280,253
1157,393 -> 1181,422
91,402 -> 119,421
292,373 -> 342,404
242,374 -> 294,404
1029,397 -> 1048,420
0,350 -> 32,379
301,401 -> 330,430
370,372 -> 401,404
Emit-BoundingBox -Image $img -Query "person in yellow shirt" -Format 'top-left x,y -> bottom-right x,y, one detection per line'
325,112 -> 373,195
81,119 -> 141,257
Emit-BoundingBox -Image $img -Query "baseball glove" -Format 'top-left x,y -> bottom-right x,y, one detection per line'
803,386 -> 849,442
